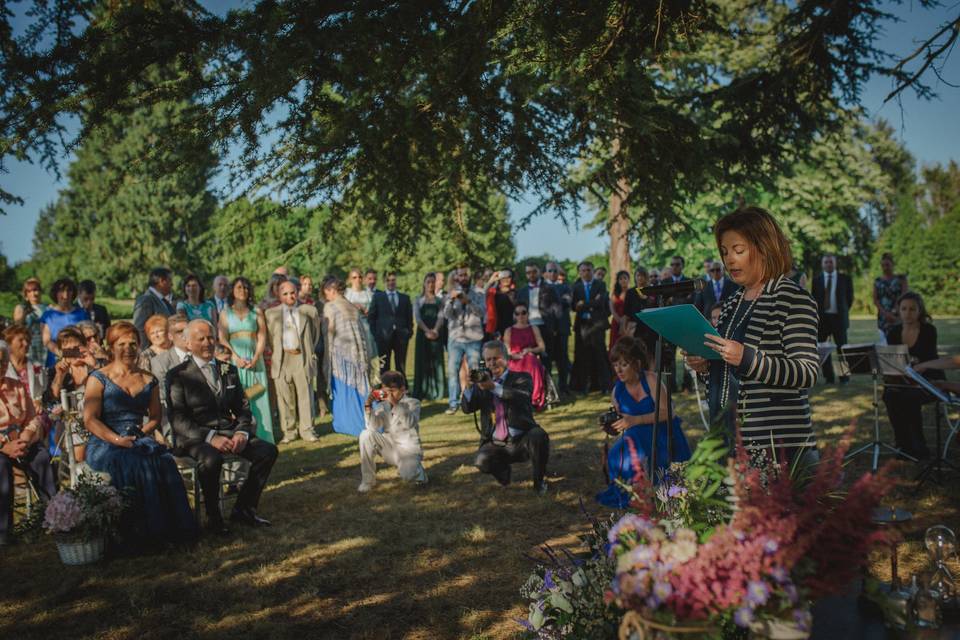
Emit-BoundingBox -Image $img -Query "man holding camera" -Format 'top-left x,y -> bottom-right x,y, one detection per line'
357,371 -> 427,493
442,267 -> 486,415
462,340 -> 549,495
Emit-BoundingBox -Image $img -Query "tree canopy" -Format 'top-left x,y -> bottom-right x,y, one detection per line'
2,0 -> 943,249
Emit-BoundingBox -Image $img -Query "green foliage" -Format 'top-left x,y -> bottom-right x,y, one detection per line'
0,249 -> 15,292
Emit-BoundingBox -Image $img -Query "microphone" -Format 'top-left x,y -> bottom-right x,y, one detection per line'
640,278 -> 704,299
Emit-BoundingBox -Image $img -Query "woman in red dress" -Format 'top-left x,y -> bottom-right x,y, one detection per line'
609,270 -> 630,350
503,302 -> 547,410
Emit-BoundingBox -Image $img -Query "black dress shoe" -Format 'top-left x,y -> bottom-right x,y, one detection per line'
205,518 -> 231,537
230,508 -> 272,527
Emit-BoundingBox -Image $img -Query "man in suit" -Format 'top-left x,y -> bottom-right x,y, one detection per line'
367,272 -> 413,375
695,261 -> 739,314
663,256 -> 694,392
265,281 -> 321,443
516,263 -> 559,376
150,314 -> 190,441
570,261 -> 610,393
541,261 -> 572,393
132,267 -> 176,342
812,254 -> 854,384
210,275 -> 230,314
76,279 -> 111,339
462,340 -> 549,495
168,319 -> 279,533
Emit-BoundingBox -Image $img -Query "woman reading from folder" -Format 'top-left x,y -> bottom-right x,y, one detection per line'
685,207 -> 820,465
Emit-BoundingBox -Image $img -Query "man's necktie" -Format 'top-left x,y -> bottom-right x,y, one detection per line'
390,291 -> 397,311
827,274 -> 834,307
203,362 -> 220,392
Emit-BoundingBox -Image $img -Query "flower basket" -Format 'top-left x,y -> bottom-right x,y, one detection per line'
56,536 -> 105,565
618,611 -> 716,640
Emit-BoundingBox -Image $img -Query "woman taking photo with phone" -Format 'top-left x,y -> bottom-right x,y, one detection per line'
685,207 -> 820,465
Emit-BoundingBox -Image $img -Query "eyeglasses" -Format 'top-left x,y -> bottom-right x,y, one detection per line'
514,310 -> 528,316
709,268 -> 722,272
545,268 -> 557,272
670,263 -> 682,267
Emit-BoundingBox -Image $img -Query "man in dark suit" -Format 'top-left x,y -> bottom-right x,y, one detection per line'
168,319 -> 279,534
811,254 -> 854,384
570,261 -> 610,393
76,279 -> 111,339
132,267 -> 176,343
695,261 -> 739,314
541,261 -> 572,392
516,263 -> 559,376
367,271 -> 414,375
462,340 -> 549,494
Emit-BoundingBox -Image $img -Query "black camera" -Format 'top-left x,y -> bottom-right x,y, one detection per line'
598,407 -> 622,436
468,358 -> 491,384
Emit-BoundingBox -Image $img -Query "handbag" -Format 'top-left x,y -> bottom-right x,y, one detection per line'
244,383 -> 266,401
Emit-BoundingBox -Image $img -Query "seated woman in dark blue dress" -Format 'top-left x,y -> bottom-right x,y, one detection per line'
596,336 -> 691,508
83,321 -> 195,547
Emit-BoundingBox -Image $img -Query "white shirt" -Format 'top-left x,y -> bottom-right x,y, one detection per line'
527,280 -> 543,325
823,272 -> 838,314
282,305 -> 301,350
173,346 -> 190,363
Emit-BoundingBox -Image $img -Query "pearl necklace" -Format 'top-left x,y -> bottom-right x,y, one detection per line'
719,283 -> 764,408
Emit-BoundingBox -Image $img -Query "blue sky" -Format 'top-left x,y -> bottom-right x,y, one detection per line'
2,2 -> 958,265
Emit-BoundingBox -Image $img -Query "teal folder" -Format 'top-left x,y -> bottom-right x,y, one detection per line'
635,304 -> 722,360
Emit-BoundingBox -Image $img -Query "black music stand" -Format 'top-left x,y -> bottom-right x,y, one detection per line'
644,296 -> 675,479
902,367 -> 960,488
843,343 -> 915,472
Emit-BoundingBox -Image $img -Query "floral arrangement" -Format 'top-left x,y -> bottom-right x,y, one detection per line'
43,474 -> 127,542
606,429 -> 896,635
520,512 -> 624,639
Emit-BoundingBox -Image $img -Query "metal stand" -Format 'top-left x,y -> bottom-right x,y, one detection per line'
915,400 -> 960,489
648,295 -> 675,479
846,368 -> 916,472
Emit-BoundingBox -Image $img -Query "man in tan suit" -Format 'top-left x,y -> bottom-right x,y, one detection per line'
266,281 -> 321,443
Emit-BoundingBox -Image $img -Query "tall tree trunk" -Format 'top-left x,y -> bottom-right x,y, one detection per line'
608,138 -> 632,279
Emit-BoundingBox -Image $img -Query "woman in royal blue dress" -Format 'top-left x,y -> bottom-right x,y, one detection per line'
596,336 -> 690,508
39,278 -> 88,368
83,321 -> 196,547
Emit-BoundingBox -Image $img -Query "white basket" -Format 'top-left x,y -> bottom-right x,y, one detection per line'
56,537 -> 105,565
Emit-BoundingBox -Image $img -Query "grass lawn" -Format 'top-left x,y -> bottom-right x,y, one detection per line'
1,318 -> 958,639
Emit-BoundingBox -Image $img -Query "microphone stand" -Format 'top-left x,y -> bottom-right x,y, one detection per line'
647,293 -> 675,480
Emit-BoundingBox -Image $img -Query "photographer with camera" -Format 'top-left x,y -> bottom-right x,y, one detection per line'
442,267 -> 486,415
462,340 -> 549,495
357,371 -> 427,493
596,336 -> 690,508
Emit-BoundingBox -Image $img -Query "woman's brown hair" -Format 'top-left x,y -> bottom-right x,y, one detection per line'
713,206 -> 793,281
608,336 -> 650,370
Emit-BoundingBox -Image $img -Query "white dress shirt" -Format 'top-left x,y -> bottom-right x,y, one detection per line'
527,281 -> 543,326
282,305 -> 301,350
823,272 -> 838,314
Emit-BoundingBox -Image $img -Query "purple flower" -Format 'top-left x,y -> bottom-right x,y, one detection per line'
667,484 -> 687,498
793,608 -> 812,631
645,595 -> 661,610
734,606 -> 754,627
653,580 -> 673,601
769,567 -> 789,584
763,539 -> 779,555
543,569 -> 556,591
746,580 -> 770,607
783,583 -> 799,604
733,529 -> 746,542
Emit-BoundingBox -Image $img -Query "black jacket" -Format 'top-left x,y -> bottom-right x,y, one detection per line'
811,271 -> 854,328
166,358 -> 254,450
695,277 -> 740,314
571,279 -> 609,336
516,280 -> 560,333
461,371 -> 540,444
367,289 -> 414,345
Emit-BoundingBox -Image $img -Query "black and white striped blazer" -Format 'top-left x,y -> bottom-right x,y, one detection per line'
713,275 -> 820,454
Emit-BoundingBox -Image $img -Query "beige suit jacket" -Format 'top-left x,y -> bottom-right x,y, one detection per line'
265,304 -> 321,379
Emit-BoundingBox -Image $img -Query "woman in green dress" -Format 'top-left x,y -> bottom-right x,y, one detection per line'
218,277 -> 275,443
412,272 -> 446,400
176,273 -> 218,326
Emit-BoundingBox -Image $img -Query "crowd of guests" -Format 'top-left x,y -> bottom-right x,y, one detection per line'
1,210 -> 955,548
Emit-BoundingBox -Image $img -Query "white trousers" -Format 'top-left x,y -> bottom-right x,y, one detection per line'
358,430 -> 427,486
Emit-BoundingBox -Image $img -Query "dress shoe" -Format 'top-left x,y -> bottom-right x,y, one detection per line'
300,433 -> 320,443
205,518 -> 231,537
357,482 -> 374,493
444,407 -> 459,416
279,436 -> 298,445
230,508 -> 272,527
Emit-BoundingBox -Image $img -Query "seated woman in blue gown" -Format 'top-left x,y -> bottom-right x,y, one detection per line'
83,321 -> 196,547
596,336 -> 691,508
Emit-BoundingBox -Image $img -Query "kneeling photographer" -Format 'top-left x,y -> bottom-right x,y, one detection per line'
461,340 -> 549,495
